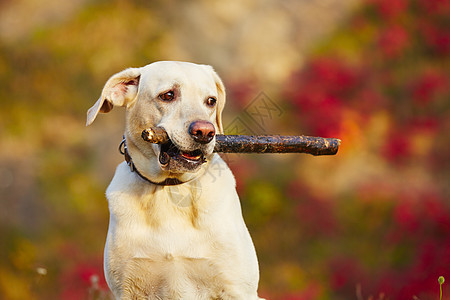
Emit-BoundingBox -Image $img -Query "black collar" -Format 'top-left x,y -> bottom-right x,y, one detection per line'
119,137 -> 184,186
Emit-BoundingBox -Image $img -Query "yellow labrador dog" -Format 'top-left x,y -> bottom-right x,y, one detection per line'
87,61 -> 262,299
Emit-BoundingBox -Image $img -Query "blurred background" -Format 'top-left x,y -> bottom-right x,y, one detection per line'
0,0 -> 448,299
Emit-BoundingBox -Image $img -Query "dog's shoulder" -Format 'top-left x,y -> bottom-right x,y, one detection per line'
105,162 -> 157,214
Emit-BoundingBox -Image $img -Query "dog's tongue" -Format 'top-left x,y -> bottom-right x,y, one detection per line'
180,151 -> 202,161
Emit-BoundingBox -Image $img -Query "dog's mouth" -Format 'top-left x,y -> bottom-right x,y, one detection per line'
159,139 -> 206,172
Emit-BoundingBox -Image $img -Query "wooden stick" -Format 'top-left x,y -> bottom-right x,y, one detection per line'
142,128 -> 341,156
141,127 -> 169,144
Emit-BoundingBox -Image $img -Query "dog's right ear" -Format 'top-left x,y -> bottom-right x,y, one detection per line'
86,68 -> 141,126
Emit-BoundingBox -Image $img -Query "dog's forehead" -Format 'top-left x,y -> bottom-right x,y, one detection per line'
140,62 -> 217,94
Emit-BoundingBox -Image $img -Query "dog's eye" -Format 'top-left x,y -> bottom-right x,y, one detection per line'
206,97 -> 217,107
159,91 -> 175,102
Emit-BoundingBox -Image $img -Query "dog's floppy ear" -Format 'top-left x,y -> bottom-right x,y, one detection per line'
86,68 -> 141,126
204,66 -> 226,134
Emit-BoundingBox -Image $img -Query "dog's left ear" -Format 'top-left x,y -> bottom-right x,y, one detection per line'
204,66 -> 226,134
86,68 -> 141,126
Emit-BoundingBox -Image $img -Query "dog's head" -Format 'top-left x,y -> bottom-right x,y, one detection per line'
87,61 -> 226,182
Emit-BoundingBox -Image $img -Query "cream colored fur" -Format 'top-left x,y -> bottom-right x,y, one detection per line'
87,61 -> 262,299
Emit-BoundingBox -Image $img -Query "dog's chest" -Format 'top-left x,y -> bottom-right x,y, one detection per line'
111,188 -> 219,256
125,213 -> 215,260
106,187 -> 237,297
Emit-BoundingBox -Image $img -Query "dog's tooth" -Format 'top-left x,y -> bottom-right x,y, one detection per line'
159,152 -> 170,165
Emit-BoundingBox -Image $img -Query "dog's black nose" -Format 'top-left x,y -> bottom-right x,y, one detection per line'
188,121 -> 215,144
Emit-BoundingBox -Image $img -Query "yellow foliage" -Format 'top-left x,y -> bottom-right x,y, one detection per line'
0,268 -> 33,300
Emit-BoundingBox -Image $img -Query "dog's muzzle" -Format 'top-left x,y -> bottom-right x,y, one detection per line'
158,121 -> 215,173
158,139 -> 206,172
